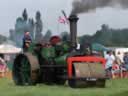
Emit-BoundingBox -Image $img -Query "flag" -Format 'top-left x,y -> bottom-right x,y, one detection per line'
58,16 -> 66,24
61,10 -> 69,24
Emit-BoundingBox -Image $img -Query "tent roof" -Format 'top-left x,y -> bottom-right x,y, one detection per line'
0,44 -> 22,54
92,43 -> 109,52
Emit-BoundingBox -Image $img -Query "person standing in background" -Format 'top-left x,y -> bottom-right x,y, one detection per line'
123,52 -> 128,70
105,51 -> 115,78
116,51 -> 123,64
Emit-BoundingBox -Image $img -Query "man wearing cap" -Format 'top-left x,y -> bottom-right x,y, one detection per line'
22,32 -> 32,52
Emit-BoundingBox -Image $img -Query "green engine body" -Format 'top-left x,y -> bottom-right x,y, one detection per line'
28,42 -> 70,66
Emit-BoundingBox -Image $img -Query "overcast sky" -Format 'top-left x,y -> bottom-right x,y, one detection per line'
1,0 -> 128,37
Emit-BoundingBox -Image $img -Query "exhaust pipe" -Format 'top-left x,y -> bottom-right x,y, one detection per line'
68,14 -> 79,50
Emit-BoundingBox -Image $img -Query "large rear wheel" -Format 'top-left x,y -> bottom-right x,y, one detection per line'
12,53 -> 40,85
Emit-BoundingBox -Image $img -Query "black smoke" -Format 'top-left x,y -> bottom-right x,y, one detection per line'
71,0 -> 128,14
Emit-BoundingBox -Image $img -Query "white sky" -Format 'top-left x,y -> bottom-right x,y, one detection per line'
0,0 -> 128,37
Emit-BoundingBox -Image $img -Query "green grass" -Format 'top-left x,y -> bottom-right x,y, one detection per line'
0,78 -> 128,96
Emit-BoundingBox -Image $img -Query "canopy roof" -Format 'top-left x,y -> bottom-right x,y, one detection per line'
0,44 -> 22,54
92,43 -> 109,52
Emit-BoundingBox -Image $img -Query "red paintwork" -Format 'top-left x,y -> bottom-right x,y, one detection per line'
67,56 -> 106,78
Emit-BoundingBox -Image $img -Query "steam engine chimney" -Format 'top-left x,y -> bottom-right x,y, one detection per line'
68,14 -> 79,49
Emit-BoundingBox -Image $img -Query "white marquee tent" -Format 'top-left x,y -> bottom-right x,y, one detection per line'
0,44 -> 22,54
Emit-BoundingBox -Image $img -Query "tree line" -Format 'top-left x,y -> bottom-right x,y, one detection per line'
79,24 -> 128,47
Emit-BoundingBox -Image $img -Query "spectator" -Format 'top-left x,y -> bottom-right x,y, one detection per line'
105,51 -> 115,78
0,58 -> 8,78
123,52 -> 128,70
112,60 -> 120,79
116,51 -> 123,65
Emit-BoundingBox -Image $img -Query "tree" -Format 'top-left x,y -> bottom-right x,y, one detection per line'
28,18 -> 35,39
35,11 -> 43,32
0,35 -> 7,44
35,11 -> 43,42
36,11 -> 41,21
79,35 -> 92,44
101,24 -> 109,32
22,8 -> 28,21
60,31 -> 69,41
44,30 -> 52,42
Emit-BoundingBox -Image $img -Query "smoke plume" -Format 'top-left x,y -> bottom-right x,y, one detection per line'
71,0 -> 128,14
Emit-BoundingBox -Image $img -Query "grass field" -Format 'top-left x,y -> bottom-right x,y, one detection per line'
0,78 -> 128,96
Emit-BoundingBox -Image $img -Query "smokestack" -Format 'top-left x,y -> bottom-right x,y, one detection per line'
68,14 -> 79,49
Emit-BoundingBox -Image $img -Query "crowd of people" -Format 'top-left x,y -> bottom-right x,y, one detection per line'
105,50 -> 128,79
